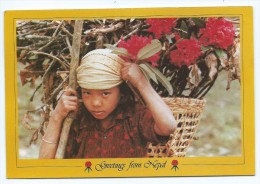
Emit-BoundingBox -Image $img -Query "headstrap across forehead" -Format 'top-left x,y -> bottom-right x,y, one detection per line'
76,49 -> 125,90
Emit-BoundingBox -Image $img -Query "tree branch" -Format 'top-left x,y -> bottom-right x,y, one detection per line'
31,51 -> 69,69
55,20 -> 84,159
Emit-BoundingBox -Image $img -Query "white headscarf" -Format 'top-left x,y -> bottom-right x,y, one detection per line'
76,49 -> 125,89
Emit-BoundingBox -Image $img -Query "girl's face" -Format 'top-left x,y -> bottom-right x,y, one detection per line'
81,86 -> 121,121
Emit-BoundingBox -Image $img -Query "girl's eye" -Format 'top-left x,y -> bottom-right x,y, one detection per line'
103,91 -> 110,96
83,91 -> 91,95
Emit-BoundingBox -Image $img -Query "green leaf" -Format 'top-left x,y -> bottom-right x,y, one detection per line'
139,67 -> 150,81
111,47 -> 130,57
215,48 -> 228,67
215,48 -> 226,58
104,43 -> 116,50
137,39 -> 162,61
166,35 -> 173,44
191,18 -> 205,28
104,44 -> 130,58
143,63 -> 173,95
180,20 -> 188,39
139,64 -> 158,84
201,45 -> 212,51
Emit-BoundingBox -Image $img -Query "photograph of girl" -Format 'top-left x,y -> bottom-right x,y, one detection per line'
17,17 -> 241,159
40,48 -> 176,158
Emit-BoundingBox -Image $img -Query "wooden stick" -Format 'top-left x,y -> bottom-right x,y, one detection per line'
55,20 -> 83,159
84,22 -> 124,37
31,51 -> 69,69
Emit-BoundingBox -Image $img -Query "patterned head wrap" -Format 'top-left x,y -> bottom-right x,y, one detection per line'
76,49 -> 125,89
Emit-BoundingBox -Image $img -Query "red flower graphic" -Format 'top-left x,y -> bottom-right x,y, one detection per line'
199,17 -> 235,50
146,18 -> 177,39
118,35 -> 160,66
171,160 -> 179,171
170,38 -> 202,67
84,161 -> 92,172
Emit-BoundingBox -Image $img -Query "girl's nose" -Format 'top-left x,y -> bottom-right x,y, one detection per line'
92,97 -> 102,107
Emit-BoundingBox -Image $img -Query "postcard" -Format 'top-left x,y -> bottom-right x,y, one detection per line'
4,6 -> 254,178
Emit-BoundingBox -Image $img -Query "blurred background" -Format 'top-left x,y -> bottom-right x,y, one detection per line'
18,62 -> 241,158
187,71 -> 241,156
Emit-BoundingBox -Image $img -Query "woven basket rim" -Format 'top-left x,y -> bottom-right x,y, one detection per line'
162,97 -> 206,103
162,97 -> 206,112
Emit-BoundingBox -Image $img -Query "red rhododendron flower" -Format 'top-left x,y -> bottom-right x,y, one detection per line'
146,18 -> 177,39
174,31 -> 181,41
199,17 -> 235,50
170,38 -> 202,67
118,35 -> 160,66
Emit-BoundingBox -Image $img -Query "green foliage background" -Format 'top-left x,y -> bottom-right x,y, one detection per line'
18,63 -> 241,158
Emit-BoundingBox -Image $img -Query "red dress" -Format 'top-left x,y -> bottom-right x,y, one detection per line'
65,104 -> 168,158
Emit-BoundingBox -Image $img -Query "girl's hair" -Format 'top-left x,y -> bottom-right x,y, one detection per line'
78,82 -> 135,130
116,82 -> 135,114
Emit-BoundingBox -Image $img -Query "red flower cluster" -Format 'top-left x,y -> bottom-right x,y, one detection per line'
170,38 -> 202,67
199,17 -> 235,50
146,18 -> 177,39
118,35 -> 160,66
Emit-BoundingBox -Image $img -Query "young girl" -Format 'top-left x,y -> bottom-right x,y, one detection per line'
39,49 -> 176,158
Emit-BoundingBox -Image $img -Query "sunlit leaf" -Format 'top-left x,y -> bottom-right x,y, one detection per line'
139,67 -> 150,81
137,39 -> 162,60
105,43 -> 129,56
143,63 -> 173,95
139,64 -> 158,84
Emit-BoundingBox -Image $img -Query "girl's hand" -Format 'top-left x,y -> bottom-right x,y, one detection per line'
53,88 -> 79,120
121,62 -> 149,89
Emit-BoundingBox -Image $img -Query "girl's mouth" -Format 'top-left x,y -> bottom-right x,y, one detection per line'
91,111 -> 105,117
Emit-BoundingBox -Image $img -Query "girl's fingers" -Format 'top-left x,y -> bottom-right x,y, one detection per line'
64,104 -> 78,112
121,64 -> 133,80
122,62 -> 131,67
63,95 -> 78,102
60,102 -> 78,115
61,98 -> 78,108
63,88 -> 78,97
121,63 -> 141,79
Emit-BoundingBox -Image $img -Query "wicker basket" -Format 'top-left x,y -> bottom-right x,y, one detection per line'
146,97 -> 206,157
